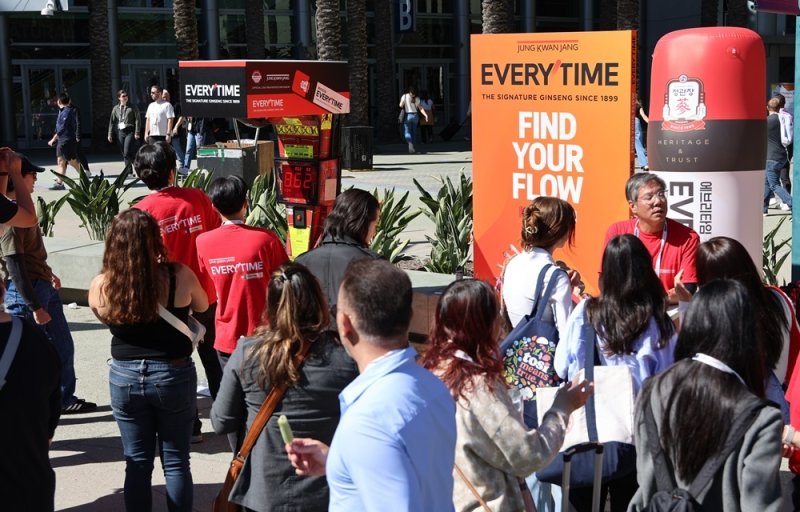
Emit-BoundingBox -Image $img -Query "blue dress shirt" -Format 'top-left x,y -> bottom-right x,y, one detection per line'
326,346 -> 456,512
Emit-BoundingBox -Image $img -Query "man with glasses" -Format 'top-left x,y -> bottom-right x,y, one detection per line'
107,89 -> 141,172
143,84 -> 174,145
604,173 -> 699,302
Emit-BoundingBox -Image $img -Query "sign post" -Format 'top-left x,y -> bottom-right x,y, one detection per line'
178,59 -> 350,258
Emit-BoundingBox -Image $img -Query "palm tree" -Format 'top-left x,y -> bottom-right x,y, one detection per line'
701,0 -> 719,26
482,0 -> 513,33
597,0 -> 618,30
88,0 -> 111,150
346,0 -> 368,126
374,0 -> 397,142
173,0 -> 199,62
725,0 -> 752,27
245,1 -> 266,59
315,0 -> 342,61
616,0 -> 638,29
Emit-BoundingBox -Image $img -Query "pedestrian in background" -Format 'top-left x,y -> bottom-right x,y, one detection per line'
47,93 -> 82,190
144,84 -> 174,145
399,85 -> 427,154
419,90 -> 435,144
107,89 -> 141,172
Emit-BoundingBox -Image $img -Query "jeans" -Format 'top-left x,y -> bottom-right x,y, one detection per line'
403,112 -> 420,145
172,132 -> 186,169
5,278 -> 76,407
764,159 -> 793,212
109,358 -> 197,512
634,117 -> 648,168
183,133 -> 201,170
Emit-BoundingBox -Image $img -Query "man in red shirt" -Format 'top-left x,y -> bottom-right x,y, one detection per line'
196,175 -> 287,367
133,141 -> 222,442
604,173 -> 699,302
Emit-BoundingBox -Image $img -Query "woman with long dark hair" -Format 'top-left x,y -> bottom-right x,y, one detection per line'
629,280 -> 783,510
88,209 -> 209,511
211,262 -> 358,512
295,188 -> 380,325
421,279 -> 591,512
554,234 -> 676,511
688,237 -> 791,413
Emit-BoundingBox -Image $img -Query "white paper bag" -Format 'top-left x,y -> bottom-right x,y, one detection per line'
536,366 -> 635,450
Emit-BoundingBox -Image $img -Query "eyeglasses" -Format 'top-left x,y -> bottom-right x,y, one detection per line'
638,190 -> 667,203
120,94 -> 128,98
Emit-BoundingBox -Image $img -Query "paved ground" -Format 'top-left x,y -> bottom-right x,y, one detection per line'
17,142 -> 797,510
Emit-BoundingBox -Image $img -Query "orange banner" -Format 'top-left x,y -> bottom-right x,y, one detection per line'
471,31 -> 636,294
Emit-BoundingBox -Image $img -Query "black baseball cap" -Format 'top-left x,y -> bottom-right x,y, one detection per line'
19,154 -> 45,174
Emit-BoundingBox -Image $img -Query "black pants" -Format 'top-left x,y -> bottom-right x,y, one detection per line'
117,128 -> 139,167
147,135 -> 167,145
568,472 -> 638,512
193,303 -> 222,399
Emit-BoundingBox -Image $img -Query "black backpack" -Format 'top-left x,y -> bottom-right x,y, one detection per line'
642,396 -> 768,511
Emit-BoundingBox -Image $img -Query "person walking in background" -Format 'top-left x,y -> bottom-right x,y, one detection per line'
211,263 -> 358,511
144,84 -> 174,145
89,209 -> 209,512
775,94 -> 793,194
47,93 -> 82,190
0,159 -> 97,415
69,98 -> 92,177
629,280 -> 783,511
107,89 -> 141,172
764,96 -> 793,215
182,116 -> 214,172
196,175 -> 287,368
133,142 -> 223,443
421,279 -> 592,512
287,259 -> 457,511
163,90 -> 186,174
399,85 -> 427,154
635,97 -> 649,170
419,90 -> 435,144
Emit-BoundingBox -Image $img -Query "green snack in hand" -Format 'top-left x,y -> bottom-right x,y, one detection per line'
278,414 -> 294,444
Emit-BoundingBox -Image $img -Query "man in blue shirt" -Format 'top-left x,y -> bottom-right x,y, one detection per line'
287,259 -> 456,512
47,93 -> 83,190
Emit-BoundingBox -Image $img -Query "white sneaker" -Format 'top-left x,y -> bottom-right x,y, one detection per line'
780,203 -> 791,211
408,143 -> 415,153
769,197 -> 779,206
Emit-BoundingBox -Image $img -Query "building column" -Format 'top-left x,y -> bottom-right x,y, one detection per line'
108,0 -> 121,98
0,14 -> 15,146
521,1 -> 535,33
454,0 -> 470,122
294,0 -> 312,59
582,0 -> 593,31
204,0 -> 220,59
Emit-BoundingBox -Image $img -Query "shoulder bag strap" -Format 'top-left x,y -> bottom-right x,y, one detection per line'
235,339 -> 314,461
582,311 -> 599,442
454,463 -> 492,512
527,263 -> 552,317
532,266 -> 567,321
686,397 -> 768,498
158,304 -> 194,340
643,399 -> 679,493
0,317 -> 23,391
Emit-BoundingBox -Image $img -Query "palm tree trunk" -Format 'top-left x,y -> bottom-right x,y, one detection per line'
346,0 -> 368,126
617,0 -> 638,29
173,0 -> 199,62
701,0 -> 719,26
598,0 -> 618,30
246,1 -> 266,59
482,0 -> 513,33
374,0 -> 397,143
88,0 -> 111,151
725,0 -> 752,27
315,0 -> 342,61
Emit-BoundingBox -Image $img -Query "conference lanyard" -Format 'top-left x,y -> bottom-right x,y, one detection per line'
633,221 -> 668,277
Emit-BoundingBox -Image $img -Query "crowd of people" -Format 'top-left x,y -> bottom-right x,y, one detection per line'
2,133 -> 800,512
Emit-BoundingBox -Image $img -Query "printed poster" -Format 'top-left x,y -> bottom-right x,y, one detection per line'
471,31 -> 636,293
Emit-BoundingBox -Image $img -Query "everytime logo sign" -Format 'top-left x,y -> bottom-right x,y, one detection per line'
471,31 -> 635,293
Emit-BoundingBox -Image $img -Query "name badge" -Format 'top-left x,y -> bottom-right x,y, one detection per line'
187,122 -> 192,132
118,122 -> 126,130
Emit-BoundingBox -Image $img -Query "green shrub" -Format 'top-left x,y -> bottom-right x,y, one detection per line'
245,173 -> 288,242
413,172 -> 473,274
369,188 -> 421,263
60,166 -> 139,240
36,195 -> 68,237
763,216 -> 790,286
176,168 -> 214,191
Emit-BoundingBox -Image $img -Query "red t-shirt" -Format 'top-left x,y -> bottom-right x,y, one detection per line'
135,187 -> 221,303
603,218 -> 699,291
196,223 -> 288,354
